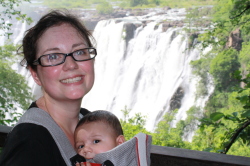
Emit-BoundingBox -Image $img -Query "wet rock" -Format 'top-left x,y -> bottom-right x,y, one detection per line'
170,87 -> 184,111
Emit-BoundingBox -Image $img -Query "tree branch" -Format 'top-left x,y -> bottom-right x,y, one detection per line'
221,120 -> 250,154
230,4 -> 250,20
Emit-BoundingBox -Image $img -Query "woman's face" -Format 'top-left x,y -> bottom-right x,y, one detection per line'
30,23 -> 95,101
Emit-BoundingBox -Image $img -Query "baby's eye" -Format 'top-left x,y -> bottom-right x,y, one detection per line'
78,145 -> 84,149
94,140 -> 100,144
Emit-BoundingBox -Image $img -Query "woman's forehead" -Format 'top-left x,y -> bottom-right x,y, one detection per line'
36,24 -> 87,55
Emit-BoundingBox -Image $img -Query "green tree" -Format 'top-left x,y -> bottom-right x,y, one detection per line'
239,42 -> 250,75
209,49 -> 240,91
120,106 -> 151,140
185,0 -> 250,157
198,74 -> 250,156
0,0 -> 33,125
228,0 -> 250,33
0,44 -> 33,125
152,109 -> 188,148
1,0 -> 32,37
190,51 -> 214,97
198,0 -> 250,49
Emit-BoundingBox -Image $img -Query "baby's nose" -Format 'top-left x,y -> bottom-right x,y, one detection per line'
83,144 -> 92,153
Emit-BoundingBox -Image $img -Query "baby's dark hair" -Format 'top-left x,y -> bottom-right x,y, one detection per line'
76,110 -> 123,136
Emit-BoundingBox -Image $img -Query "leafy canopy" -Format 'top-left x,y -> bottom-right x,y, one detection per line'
0,0 -> 32,37
0,43 -> 33,126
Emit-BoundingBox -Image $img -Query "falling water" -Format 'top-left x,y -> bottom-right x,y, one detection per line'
82,8 -> 214,136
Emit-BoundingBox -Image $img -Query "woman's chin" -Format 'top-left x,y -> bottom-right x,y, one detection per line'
65,91 -> 87,100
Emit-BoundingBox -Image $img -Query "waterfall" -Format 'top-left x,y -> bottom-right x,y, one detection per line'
3,7 -> 214,139
82,8 -> 214,135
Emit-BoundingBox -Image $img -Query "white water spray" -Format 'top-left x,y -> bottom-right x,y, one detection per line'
82,9 -> 214,135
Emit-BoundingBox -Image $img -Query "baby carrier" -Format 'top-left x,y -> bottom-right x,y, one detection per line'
15,107 -> 152,166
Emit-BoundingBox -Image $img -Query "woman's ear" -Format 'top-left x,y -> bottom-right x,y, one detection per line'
116,135 -> 126,145
29,67 -> 42,86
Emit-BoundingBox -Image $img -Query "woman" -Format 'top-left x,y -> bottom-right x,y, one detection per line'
0,9 -> 96,166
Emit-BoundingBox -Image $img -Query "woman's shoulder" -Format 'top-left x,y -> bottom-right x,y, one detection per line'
11,123 -> 50,137
7,123 -> 54,146
0,123 -> 66,166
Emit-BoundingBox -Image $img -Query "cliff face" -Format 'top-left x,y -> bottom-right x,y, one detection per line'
75,7 -> 177,31
226,28 -> 243,51
33,7 -> 186,36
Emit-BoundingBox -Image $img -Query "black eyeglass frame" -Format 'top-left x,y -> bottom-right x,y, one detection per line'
32,47 -> 97,67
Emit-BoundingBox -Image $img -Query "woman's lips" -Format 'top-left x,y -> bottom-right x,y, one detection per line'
60,76 -> 82,84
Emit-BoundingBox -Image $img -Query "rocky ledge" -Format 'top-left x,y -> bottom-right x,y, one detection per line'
74,7 -> 185,31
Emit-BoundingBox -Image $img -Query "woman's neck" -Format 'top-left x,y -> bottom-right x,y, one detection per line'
36,96 -> 81,147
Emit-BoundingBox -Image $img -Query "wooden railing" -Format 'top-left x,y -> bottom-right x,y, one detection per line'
0,125 -> 249,166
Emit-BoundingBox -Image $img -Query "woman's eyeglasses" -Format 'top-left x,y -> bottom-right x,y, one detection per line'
33,47 -> 97,67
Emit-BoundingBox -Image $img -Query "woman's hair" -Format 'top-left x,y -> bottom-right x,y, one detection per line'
20,9 -> 95,71
76,110 -> 124,137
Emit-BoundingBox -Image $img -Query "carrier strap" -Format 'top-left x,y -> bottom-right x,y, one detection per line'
15,107 -> 76,166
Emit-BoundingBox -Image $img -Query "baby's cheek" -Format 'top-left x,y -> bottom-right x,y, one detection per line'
95,146 -> 110,154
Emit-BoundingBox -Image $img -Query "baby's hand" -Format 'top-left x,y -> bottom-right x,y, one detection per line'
75,162 -> 90,166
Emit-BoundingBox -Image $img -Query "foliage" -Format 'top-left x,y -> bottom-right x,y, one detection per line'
198,72 -> 250,155
129,0 -> 148,7
191,125 -> 222,152
0,44 -> 33,126
198,0 -> 233,49
43,0 -> 105,9
153,109 -> 180,146
120,107 -> 192,148
43,0 -> 215,10
96,1 -> 114,15
204,92 -> 229,117
191,51 -> 214,97
152,109 -> 196,149
185,6 -> 213,33
187,0 -> 250,157
239,42 -> 250,75
158,0 -> 214,8
228,0 -> 250,33
120,106 -> 151,140
0,0 -> 32,37
209,49 -> 240,91
198,0 -> 250,49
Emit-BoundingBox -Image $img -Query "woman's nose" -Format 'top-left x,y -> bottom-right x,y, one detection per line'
62,56 -> 78,71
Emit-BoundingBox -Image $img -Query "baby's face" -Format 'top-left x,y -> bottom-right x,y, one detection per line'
74,122 -> 118,159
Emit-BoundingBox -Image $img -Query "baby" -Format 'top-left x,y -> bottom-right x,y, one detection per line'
74,110 -> 125,166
